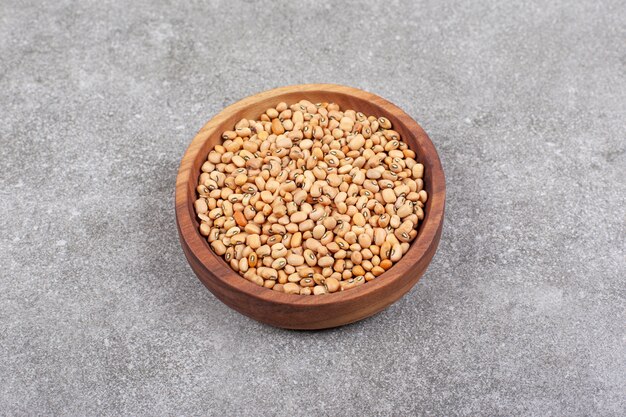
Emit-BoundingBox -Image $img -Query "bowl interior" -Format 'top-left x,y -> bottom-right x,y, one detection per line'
177,84 -> 445,305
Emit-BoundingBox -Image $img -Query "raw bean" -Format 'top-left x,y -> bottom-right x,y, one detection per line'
358,233 -> 372,248
390,243 -> 403,262
380,259 -> 393,270
378,117 -> 392,129
271,257 -> 287,270
291,232 -> 302,248
396,203 -> 412,218
412,163 -> 424,179
199,223 -> 211,236
353,265 -> 365,277
250,275 -> 263,286
211,240 -> 227,255
283,282 -> 300,294
304,249 -> 317,266
235,174 -> 247,186
318,256 -> 334,268
300,278 -> 315,287
382,188 -> 397,204
348,134 -> 365,151
287,253 -> 305,266
313,285 -> 327,295
339,117 -> 354,131
234,211 -> 247,227
271,243 -> 288,258
340,279 -> 356,290
247,234 -> 261,249
248,252 -> 258,267
266,108 -> 279,119
305,238 -> 323,253
312,224 -> 326,240
366,169 -> 382,180
239,258 -> 249,273
298,267 -> 315,278
312,274 -> 325,285
194,198 -> 208,214
353,213 -> 366,227
271,119 -> 285,134
299,219 -> 315,232
291,211 -> 307,223
276,136 -> 292,148
325,277 -> 340,293
380,241 -> 392,260
371,266 -> 385,276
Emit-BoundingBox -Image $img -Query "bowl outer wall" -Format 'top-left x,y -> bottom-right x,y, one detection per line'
175,84 -> 445,329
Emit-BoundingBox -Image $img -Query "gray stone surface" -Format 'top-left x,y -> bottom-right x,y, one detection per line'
1,0 -> 624,415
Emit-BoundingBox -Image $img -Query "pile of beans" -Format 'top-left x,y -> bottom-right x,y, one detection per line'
194,100 -> 427,295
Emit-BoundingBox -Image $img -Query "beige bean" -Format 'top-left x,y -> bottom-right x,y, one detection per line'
271,243 -> 288,258
290,211 -> 307,223
418,190 -> 428,203
283,282 -> 300,294
303,249 -> 317,266
298,219 -> 315,232
199,223 -> 211,236
300,278 -> 315,287
194,198 -> 208,214
366,169 -> 382,179
390,243 -> 402,262
353,212 -> 366,227
396,202 -> 413,218
358,233 -> 372,248
312,225 -> 326,240
313,285 -> 327,295
290,232 -> 302,248
378,117 -> 392,129
325,277 -> 340,293
276,136 -> 292,148
238,258 -> 249,273
339,117 -> 354,131
317,256 -> 334,268
382,188 -> 397,204
247,234 -> 261,249
348,134 -> 365,151
340,279 -> 356,290
271,257 -> 287,270
211,240 -> 226,255
412,163 -> 424,179
266,108 -> 279,119
287,253 -> 305,266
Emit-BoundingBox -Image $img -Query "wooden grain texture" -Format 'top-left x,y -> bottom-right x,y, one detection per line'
175,84 -> 446,329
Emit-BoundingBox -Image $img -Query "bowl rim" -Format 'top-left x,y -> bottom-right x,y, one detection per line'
175,83 -> 445,307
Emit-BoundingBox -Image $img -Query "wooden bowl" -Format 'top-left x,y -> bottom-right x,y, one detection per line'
175,84 -> 445,329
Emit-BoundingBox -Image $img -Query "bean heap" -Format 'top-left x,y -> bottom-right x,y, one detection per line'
194,100 -> 427,295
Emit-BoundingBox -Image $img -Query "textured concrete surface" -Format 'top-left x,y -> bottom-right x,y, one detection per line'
1,0 -> 625,415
